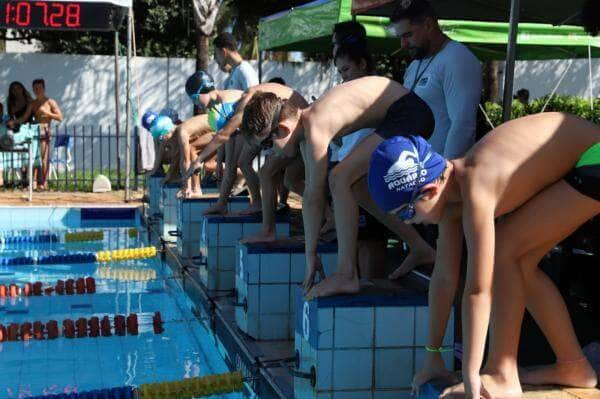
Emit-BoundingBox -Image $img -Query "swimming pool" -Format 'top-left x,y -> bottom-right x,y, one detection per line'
0,207 -> 246,398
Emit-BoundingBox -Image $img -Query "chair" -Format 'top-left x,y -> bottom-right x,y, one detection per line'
49,134 -> 73,180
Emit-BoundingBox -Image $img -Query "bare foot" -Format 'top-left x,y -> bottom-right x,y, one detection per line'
305,273 -> 360,300
188,189 -> 204,199
177,188 -> 191,199
203,203 -> 228,215
240,231 -> 276,244
388,248 -> 435,280
520,358 -> 598,388
412,353 -> 457,396
236,204 -> 262,216
440,373 -> 521,399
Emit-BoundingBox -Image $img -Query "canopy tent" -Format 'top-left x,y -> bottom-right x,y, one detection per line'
350,0 -> 594,120
351,0 -> 586,26
259,0 -> 600,60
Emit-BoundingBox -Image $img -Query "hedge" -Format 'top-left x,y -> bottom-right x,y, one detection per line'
483,95 -> 600,128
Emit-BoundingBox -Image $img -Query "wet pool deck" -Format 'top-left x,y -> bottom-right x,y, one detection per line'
0,190 -> 145,206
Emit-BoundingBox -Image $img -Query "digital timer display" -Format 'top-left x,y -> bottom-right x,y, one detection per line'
0,1 -> 126,31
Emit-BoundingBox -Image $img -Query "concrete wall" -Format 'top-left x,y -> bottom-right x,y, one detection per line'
1,52 -> 598,129
0,52 -> 339,129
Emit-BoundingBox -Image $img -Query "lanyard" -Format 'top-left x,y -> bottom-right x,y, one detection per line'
409,39 -> 448,91
410,55 -> 436,91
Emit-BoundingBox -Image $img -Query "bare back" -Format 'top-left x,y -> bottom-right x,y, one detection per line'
217,89 -> 244,104
460,113 -> 600,217
306,76 -> 409,140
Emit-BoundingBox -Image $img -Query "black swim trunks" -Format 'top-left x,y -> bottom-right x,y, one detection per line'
564,142 -> 600,202
375,91 -> 435,140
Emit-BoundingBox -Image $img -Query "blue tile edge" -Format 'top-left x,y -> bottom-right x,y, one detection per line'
293,285 -> 427,308
205,213 -> 290,223
181,196 -> 250,204
244,241 -> 337,254
80,208 -> 136,220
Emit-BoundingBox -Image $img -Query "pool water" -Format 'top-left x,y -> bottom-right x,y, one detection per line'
0,207 -> 244,398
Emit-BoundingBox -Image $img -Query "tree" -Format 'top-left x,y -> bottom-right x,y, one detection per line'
192,0 -> 222,71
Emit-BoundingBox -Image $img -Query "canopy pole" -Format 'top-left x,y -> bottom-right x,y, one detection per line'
258,50 -> 263,83
588,44 -> 594,111
501,0 -> 520,122
125,8 -> 132,202
114,30 -> 122,188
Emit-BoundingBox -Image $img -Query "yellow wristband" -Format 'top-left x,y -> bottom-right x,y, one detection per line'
425,345 -> 453,353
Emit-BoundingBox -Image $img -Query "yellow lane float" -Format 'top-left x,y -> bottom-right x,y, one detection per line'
96,267 -> 157,281
64,230 -> 104,243
138,371 -> 243,399
96,246 -> 157,263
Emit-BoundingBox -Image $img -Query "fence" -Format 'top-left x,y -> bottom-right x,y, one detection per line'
0,125 -> 141,192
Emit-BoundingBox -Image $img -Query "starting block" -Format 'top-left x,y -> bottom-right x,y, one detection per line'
293,284 -> 454,399
146,176 -> 163,221
159,183 -> 180,243
176,196 -> 250,259
198,213 -> 290,291
235,240 -> 337,341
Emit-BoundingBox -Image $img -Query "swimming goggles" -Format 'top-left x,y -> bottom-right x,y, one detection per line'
189,82 -> 209,106
390,159 -> 424,222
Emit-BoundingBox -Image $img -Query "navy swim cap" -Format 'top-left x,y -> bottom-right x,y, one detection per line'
141,110 -> 158,131
185,71 -> 215,97
368,135 -> 446,212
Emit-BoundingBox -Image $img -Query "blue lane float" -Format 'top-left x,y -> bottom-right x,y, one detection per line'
29,386 -> 134,399
0,252 -> 96,266
0,234 -> 58,245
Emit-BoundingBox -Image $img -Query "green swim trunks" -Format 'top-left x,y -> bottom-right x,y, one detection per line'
565,142 -> 600,201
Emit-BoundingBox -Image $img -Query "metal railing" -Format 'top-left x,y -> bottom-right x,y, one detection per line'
0,125 -> 142,192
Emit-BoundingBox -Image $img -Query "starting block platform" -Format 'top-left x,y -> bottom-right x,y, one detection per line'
198,213 -> 290,291
146,176 -> 163,221
176,196 -> 250,259
293,283 -> 454,399
159,183 -> 180,243
235,239 -> 338,341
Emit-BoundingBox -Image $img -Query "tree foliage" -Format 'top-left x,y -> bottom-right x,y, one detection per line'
4,0 -> 311,58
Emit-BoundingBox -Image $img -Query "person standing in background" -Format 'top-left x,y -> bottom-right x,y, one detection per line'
214,32 -> 259,91
386,0 -> 482,279
10,79 -> 63,190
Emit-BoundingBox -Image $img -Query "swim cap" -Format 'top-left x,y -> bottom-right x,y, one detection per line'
141,110 -> 158,131
159,108 -> 179,124
149,115 -> 175,140
185,71 -> 215,98
368,135 -> 446,212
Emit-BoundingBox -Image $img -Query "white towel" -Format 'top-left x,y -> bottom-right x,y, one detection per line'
138,126 -> 155,172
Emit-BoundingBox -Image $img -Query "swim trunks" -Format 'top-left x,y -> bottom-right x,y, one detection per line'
564,142 -> 600,201
375,91 -> 435,140
208,101 -> 237,132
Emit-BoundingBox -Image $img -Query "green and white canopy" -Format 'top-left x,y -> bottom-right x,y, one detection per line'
258,0 -> 600,59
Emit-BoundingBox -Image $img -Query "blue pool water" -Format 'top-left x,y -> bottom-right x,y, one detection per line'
0,207 -> 244,398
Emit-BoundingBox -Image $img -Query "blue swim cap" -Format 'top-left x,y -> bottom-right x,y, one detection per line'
141,110 -> 158,131
159,108 -> 179,124
368,135 -> 447,212
149,115 -> 175,140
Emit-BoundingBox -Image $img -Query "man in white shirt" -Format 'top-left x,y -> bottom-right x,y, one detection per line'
214,32 -> 259,91
393,0 -> 482,160
383,0 -> 482,279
